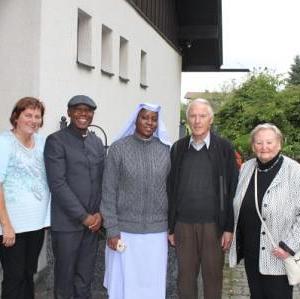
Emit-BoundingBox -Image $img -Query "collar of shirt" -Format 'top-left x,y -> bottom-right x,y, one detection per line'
68,124 -> 89,139
189,132 -> 210,151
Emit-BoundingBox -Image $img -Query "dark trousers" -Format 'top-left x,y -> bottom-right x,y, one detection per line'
51,229 -> 99,299
244,255 -> 293,299
175,222 -> 224,299
0,229 -> 45,299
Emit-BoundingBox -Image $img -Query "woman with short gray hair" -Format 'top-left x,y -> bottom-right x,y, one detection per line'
229,123 -> 300,299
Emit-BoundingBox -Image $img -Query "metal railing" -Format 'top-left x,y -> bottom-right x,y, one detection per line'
59,116 -> 109,154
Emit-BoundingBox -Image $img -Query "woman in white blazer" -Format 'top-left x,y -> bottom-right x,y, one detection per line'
229,123 -> 300,299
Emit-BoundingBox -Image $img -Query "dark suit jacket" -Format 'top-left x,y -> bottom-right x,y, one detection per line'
44,124 -> 105,231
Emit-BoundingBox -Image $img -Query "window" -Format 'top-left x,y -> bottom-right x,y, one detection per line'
77,9 -> 94,68
140,50 -> 148,88
119,36 -> 129,82
101,24 -> 113,76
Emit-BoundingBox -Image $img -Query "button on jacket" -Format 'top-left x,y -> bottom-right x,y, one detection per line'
44,124 -> 105,231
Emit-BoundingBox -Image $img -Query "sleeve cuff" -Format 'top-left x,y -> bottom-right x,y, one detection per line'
106,226 -> 120,239
79,212 -> 88,224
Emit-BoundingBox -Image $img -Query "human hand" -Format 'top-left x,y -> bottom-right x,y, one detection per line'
88,213 -> 102,232
82,214 -> 96,227
2,223 -> 15,247
168,234 -> 176,246
221,232 -> 233,252
272,247 -> 290,260
107,235 -> 121,251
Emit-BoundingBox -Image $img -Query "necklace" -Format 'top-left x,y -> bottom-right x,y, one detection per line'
257,155 -> 282,173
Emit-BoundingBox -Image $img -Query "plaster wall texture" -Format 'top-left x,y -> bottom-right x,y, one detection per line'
0,0 -> 181,142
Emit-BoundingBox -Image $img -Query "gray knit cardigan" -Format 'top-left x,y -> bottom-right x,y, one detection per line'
100,134 -> 171,238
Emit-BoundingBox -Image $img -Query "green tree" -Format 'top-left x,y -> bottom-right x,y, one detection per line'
288,55 -> 300,85
215,70 -> 300,160
180,102 -> 188,123
277,85 -> 300,158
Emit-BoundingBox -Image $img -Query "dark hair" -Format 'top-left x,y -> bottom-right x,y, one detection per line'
10,97 -> 45,128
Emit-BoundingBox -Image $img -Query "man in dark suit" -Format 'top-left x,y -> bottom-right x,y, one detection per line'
44,95 -> 105,299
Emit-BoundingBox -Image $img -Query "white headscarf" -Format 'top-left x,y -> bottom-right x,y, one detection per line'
115,103 -> 171,146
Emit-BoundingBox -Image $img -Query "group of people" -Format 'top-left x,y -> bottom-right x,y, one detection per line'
0,95 -> 299,299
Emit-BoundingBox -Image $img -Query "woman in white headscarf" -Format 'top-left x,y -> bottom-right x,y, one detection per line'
101,103 -> 171,299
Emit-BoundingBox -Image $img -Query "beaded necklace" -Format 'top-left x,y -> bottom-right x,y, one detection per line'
257,154 -> 282,173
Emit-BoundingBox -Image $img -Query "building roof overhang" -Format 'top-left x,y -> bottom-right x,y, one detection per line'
176,0 -> 223,72
127,0 -> 248,72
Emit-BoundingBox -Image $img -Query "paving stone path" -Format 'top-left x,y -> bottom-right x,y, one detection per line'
33,244 -> 300,299
1,238 -> 300,298
222,258 -> 300,299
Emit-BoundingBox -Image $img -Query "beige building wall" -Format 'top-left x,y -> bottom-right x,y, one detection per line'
0,0 -> 181,142
0,0 -> 182,270
0,0 -> 42,129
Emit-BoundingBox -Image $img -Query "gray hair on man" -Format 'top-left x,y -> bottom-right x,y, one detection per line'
250,123 -> 283,146
186,98 -> 214,119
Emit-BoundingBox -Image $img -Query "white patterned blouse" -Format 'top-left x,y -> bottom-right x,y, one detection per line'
0,130 -> 50,234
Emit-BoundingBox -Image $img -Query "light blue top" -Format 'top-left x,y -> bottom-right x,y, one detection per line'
0,130 -> 50,234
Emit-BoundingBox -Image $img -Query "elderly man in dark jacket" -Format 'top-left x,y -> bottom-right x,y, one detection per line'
168,99 -> 238,299
44,95 -> 105,299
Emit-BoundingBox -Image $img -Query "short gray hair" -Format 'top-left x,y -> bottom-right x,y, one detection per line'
250,123 -> 283,146
186,98 -> 214,119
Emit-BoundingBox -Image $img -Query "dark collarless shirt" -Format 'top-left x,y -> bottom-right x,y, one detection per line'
44,124 -> 105,231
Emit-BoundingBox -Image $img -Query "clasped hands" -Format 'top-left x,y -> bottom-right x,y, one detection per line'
83,213 -> 102,232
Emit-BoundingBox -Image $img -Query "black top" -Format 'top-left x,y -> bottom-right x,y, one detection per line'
238,153 -> 283,259
177,146 -> 217,223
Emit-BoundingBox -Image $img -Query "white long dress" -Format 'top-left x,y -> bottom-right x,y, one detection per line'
104,231 -> 168,299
